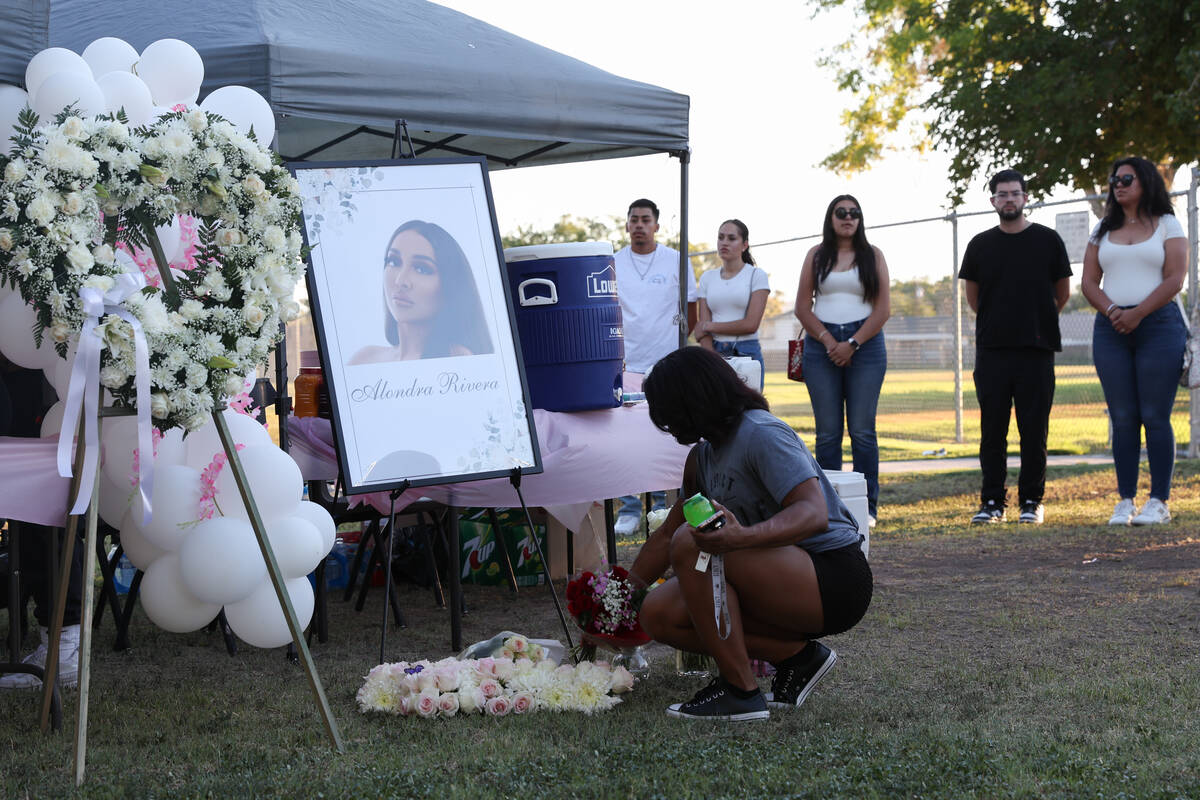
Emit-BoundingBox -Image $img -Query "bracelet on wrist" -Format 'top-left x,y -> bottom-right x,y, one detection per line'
818,330 -> 830,341
1105,303 -> 1117,315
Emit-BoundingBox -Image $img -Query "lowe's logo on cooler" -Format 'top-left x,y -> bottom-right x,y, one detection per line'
586,263 -> 618,298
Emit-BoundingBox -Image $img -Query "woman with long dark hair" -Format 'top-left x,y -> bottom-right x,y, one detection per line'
1081,157 -> 1187,525
349,220 -> 493,363
794,196 -> 891,524
693,219 -> 771,389
630,347 -> 871,721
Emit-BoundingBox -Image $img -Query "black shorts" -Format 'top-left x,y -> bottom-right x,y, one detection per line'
806,541 -> 873,637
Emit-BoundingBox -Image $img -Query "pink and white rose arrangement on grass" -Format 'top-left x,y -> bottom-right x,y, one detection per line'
356,636 -> 635,718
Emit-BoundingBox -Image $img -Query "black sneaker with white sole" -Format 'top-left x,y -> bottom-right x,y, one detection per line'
666,677 -> 769,721
1018,500 -> 1044,524
971,500 -> 1005,524
765,641 -> 837,709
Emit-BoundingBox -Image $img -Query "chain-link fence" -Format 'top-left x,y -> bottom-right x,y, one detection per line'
757,170 -> 1200,459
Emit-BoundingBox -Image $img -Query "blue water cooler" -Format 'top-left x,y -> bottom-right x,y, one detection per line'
504,242 -> 624,411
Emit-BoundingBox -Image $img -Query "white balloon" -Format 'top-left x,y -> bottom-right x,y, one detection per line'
178,516 -> 266,605
118,505 -> 167,570
97,471 -> 133,528
39,400 -> 64,438
140,464 -> 203,552
100,415 -> 139,488
224,576 -> 313,649
97,70 -> 153,126
292,500 -> 336,557
0,84 -> 29,156
31,71 -> 105,120
136,39 -> 204,107
82,37 -> 139,79
200,85 -> 275,145
153,214 -> 182,265
214,444 -> 302,522
25,48 -> 91,97
155,428 -> 187,467
266,516 -> 324,580
140,553 -> 221,633
182,410 -> 271,472
0,292 -> 59,370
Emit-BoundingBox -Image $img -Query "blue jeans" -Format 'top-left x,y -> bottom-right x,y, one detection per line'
1092,303 -> 1186,500
619,492 -> 667,518
713,338 -> 765,391
803,319 -> 887,515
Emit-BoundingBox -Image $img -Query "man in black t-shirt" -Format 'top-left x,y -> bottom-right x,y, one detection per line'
958,169 -> 1072,524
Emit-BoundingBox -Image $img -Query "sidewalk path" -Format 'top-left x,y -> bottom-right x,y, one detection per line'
878,454 -> 1112,474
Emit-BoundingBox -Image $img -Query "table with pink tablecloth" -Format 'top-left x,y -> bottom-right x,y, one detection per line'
0,436 -> 70,526
286,390 -> 689,532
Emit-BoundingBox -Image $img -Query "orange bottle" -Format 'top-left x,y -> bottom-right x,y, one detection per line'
294,350 -> 324,418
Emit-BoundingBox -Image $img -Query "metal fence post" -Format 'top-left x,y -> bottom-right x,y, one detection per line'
950,210 -> 964,444
1189,167 -> 1198,457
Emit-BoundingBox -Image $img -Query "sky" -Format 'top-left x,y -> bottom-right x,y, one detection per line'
432,1 -> 1193,299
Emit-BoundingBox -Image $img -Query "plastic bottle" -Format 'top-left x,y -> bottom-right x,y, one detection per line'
110,549 -> 136,595
294,350 -> 324,418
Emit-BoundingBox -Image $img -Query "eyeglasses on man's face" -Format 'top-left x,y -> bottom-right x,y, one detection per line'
833,207 -> 862,220
1109,174 -> 1135,188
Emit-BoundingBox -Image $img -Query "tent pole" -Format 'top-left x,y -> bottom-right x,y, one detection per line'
678,149 -> 690,349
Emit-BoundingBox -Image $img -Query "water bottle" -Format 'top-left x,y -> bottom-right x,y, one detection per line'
113,551 -> 136,595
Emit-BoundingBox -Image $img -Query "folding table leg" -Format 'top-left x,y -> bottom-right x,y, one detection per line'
415,510 -> 445,608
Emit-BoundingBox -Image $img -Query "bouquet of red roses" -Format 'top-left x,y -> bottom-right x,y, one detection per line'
566,565 -> 651,649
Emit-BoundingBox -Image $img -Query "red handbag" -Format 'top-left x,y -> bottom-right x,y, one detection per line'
787,338 -> 804,382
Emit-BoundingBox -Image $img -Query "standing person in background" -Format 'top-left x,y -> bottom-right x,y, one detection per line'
694,219 -> 771,391
959,169 -> 1071,525
612,198 -> 697,536
1081,156 -> 1187,526
794,196 -> 891,526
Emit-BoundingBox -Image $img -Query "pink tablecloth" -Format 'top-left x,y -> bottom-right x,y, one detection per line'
0,436 -> 71,526
286,381 -> 689,531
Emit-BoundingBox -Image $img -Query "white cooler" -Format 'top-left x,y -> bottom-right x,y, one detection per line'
823,469 -> 870,559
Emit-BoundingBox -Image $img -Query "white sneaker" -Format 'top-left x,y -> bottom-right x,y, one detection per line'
1107,498 -> 1135,526
1131,498 -> 1171,526
0,625 -> 80,690
614,514 -> 641,537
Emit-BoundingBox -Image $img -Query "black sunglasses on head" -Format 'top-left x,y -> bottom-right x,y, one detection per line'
834,207 -> 862,220
1109,174 -> 1135,188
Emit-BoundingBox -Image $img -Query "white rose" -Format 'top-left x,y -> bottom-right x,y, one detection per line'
99,365 -> 126,389
242,175 -> 266,196
241,303 -> 266,329
4,159 -> 27,182
82,275 -> 114,292
61,116 -> 87,140
66,243 -> 95,273
216,228 -> 244,247
92,244 -> 115,265
49,323 -> 71,344
61,192 -> 83,216
0,229 -> 12,251
149,393 -> 169,419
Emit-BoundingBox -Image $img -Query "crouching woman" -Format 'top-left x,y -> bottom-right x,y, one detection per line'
632,346 -> 872,721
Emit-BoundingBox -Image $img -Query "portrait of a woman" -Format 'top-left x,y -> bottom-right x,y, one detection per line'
349,219 -> 493,364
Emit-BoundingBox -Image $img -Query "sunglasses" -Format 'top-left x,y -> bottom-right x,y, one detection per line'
833,207 -> 862,220
1109,174 -> 1135,188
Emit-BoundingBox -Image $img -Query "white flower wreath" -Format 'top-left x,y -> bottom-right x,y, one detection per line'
0,107 -> 304,432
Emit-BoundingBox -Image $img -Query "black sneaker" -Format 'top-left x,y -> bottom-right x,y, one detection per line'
1018,500 -> 1044,524
971,500 -> 1005,524
665,677 -> 769,721
765,641 -> 837,709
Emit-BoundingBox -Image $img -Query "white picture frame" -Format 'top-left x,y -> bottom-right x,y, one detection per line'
291,158 -> 541,493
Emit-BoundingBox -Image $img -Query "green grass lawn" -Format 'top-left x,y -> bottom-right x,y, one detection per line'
765,366 -> 1192,460
3,461 -> 1199,797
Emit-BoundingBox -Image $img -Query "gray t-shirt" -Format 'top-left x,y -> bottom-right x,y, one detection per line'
695,409 -> 861,553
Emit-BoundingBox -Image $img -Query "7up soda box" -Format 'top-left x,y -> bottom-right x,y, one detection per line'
459,508 -> 547,587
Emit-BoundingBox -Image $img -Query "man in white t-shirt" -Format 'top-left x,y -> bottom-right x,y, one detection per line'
612,198 -> 697,534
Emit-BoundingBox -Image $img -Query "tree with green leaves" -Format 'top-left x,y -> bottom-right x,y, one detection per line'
813,0 -> 1200,201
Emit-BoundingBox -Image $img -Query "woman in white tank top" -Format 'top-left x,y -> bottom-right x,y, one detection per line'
794,195 -> 892,523
1081,156 -> 1188,526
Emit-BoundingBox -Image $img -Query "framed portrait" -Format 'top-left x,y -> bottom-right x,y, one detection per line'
291,158 -> 542,494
